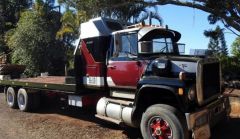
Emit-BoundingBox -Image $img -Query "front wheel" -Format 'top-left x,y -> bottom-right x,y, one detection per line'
140,104 -> 188,139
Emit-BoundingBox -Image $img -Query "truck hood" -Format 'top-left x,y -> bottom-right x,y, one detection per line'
143,55 -> 218,77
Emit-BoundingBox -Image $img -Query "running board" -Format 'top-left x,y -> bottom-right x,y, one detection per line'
95,114 -> 123,125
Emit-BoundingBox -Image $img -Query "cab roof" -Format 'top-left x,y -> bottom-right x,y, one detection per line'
112,26 -> 181,42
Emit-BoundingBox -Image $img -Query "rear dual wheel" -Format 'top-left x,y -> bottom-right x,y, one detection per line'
17,88 -> 40,111
6,87 -> 18,108
5,87 -> 40,111
17,88 -> 30,111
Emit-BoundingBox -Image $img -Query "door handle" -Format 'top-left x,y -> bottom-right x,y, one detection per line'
108,65 -> 116,69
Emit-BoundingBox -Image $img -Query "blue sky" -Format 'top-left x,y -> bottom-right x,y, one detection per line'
154,5 -> 237,54
56,1 -> 237,55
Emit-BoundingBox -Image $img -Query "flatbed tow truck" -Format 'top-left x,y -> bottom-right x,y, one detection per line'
1,17 -> 229,139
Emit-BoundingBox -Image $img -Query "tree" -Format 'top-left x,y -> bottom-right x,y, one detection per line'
57,9 -> 81,46
0,0 -> 32,29
7,1 -> 66,76
204,26 -> 228,56
0,0 -> 32,53
231,37 -> 240,58
58,0 -> 145,22
104,0 -> 240,36
220,37 -> 240,79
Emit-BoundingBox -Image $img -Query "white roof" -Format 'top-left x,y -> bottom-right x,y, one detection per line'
80,17 -> 123,39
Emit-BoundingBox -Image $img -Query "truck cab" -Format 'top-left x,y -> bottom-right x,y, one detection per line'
107,26 -> 183,99
75,17 -> 229,139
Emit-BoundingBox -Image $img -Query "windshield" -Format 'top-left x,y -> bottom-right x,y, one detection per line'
152,38 -> 174,53
138,37 -> 175,54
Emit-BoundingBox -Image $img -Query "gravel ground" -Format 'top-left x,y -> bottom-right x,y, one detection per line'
0,92 -> 240,139
0,92 -> 142,139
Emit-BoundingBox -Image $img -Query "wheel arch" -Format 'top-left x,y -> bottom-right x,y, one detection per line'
132,84 -> 186,126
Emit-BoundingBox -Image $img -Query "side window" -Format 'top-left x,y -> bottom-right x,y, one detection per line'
112,33 -> 138,60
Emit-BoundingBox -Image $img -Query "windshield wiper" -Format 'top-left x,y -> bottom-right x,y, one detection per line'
122,51 -> 137,58
159,46 -> 167,53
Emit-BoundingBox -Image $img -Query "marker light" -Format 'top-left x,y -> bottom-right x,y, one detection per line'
178,88 -> 184,95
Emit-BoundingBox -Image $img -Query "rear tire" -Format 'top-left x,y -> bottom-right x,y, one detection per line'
6,87 -> 18,108
17,88 -> 40,112
140,104 -> 188,139
17,88 -> 32,111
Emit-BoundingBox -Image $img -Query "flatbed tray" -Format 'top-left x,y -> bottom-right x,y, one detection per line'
0,76 -> 76,93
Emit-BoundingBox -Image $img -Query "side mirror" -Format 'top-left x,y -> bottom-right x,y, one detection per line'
138,41 -> 153,54
178,43 -> 185,55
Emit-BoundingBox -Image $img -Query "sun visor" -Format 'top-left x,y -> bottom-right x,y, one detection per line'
138,27 -> 181,42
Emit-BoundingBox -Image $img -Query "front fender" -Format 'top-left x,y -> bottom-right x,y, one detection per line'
134,84 -> 185,110
134,76 -> 186,108
131,77 -> 187,126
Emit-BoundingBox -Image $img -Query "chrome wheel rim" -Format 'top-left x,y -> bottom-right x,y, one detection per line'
148,116 -> 173,139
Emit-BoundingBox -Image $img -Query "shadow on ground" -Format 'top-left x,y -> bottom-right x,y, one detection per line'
211,118 -> 240,139
32,98 -> 143,139
3,93 -> 239,139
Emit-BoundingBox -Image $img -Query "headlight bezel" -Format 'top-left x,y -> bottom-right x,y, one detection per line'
188,84 -> 197,102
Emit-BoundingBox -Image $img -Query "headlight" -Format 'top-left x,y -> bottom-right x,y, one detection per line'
188,84 -> 196,101
151,58 -> 171,76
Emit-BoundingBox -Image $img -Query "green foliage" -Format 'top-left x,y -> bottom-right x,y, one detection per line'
0,35 -> 8,53
7,7 -> 66,76
220,55 -> 240,79
8,11 -> 50,76
58,0 -> 145,22
56,9 -> 80,45
204,26 -> 228,56
0,0 -> 32,27
205,0 -> 239,25
231,37 -> 240,58
0,0 -> 32,53
219,37 -> 240,79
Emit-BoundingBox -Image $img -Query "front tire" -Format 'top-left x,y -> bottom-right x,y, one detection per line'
140,104 -> 188,139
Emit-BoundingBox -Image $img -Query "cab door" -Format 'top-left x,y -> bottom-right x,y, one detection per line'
107,32 -> 143,97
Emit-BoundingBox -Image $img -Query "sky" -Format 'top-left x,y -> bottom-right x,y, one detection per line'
154,5 -> 237,54
56,1 -> 237,55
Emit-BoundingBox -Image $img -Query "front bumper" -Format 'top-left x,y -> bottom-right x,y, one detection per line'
185,96 -> 229,138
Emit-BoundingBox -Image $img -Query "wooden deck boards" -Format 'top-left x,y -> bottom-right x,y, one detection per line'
16,76 -> 67,85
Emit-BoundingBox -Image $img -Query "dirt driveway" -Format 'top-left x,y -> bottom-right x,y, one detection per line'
0,92 -> 239,139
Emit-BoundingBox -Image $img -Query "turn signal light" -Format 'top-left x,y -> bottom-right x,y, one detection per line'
178,88 -> 184,95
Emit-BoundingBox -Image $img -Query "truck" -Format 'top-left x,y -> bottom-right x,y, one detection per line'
1,17 -> 229,139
